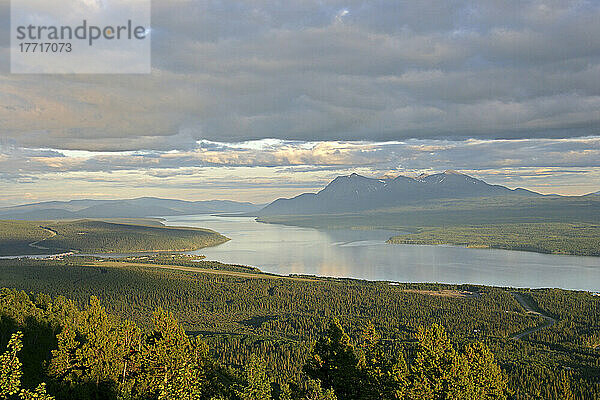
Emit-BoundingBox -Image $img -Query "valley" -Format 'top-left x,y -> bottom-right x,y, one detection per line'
0,172 -> 598,398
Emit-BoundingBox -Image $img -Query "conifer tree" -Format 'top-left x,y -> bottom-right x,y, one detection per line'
408,324 -> 458,399
237,354 -> 272,400
48,296 -> 141,399
142,308 -> 211,400
553,370 -> 575,400
304,379 -> 337,400
359,323 -> 408,399
0,332 -> 54,400
452,341 -> 507,400
303,319 -> 361,400
279,382 -> 293,400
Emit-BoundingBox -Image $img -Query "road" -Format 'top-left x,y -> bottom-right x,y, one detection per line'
28,227 -> 58,250
510,292 -> 556,340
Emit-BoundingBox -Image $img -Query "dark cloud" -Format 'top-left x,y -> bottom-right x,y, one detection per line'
0,0 -> 598,150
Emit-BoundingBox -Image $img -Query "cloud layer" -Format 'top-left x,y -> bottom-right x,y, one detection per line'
1,1 -> 599,204
1,0 -> 599,150
1,137 -> 599,205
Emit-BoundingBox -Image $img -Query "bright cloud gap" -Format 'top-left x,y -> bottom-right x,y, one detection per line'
0,137 -> 599,205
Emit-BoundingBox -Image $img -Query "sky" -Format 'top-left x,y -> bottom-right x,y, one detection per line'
1,0 -> 599,205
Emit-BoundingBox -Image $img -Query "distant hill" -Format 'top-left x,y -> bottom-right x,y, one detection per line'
0,197 -> 262,220
257,170 -> 541,216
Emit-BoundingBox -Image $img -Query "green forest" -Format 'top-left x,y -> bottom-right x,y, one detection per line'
387,223 -> 600,256
0,220 -> 228,256
0,257 -> 598,399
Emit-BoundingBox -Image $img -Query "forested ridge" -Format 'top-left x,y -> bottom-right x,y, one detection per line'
387,223 -> 600,256
0,220 -> 228,256
0,257 -> 598,399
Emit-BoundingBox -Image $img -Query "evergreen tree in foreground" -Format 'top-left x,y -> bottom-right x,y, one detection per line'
305,322 -> 509,400
143,308 -> 213,400
409,323 -> 459,399
303,319 -> 362,400
0,289 -> 522,400
454,341 -> 508,399
359,322 -> 408,400
237,354 -> 272,400
0,332 -> 54,400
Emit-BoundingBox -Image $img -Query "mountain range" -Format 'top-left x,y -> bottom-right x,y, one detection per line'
0,197 -> 262,220
3,172 -> 594,221
257,170 -> 542,216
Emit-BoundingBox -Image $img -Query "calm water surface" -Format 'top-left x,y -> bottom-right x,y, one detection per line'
163,215 -> 600,292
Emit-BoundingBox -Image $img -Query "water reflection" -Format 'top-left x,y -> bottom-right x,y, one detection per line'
163,215 -> 600,292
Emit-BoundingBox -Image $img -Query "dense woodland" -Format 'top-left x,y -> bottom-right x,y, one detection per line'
0,221 -> 51,256
387,223 -> 600,256
0,220 -> 228,256
0,257 -> 598,399
0,287 -> 514,400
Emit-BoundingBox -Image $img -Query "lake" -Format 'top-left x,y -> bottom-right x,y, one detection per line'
163,215 -> 600,292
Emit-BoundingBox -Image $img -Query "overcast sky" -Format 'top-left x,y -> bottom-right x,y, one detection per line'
1,0 -> 599,205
